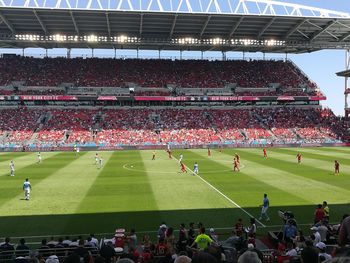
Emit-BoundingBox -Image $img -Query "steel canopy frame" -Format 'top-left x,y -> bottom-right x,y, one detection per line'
0,0 -> 349,18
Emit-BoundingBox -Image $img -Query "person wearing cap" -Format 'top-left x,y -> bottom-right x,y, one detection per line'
191,227 -> 213,251
157,223 -> 167,241
316,242 -> 332,261
209,228 -> 219,245
310,227 -> 321,246
174,255 -> 191,263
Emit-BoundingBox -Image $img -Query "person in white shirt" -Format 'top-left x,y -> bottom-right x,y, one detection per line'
94,153 -> 99,165
23,178 -> 31,201
10,160 -> 15,176
98,157 -> 103,169
179,154 -> 183,163
193,162 -> 199,175
37,152 -> 42,163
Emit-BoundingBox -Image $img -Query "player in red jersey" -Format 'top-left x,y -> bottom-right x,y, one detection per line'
335,160 -> 340,175
180,162 -> 187,173
233,158 -> 240,172
296,153 -> 302,164
208,148 -> 211,157
263,148 -> 267,158
235,153 -> 240,164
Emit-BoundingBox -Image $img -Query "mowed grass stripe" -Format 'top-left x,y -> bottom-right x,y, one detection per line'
315,147 -> 350,154
139,150 -> 231,211
0,152 -> 66,202
0,151 -> 103,216
0,152 -> 59,177
77,150 -> 160,213
187,149 -> 309,208
289,148 -> 350,163
0,152 -> 32,163
216,149 -> 350,205
260,148 -> 350,191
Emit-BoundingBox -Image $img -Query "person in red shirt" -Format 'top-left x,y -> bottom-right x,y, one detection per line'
296,153 -> 302,164
235,153 -> 240,164
263,148 -> 267,158
180,162 -> 187,173
335,160 -> 340,175
208,148 -> 211,157
314,204 -> 325,224
233,158 -> 240,172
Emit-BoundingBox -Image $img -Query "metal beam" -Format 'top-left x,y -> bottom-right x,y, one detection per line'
69,10 -> 80,35
306,20 -> 338,40
310,20 -> 337,41
200,15 -> 211,38
139,13 -> 143,37
0,12 -> 15,34
169,14 -> 178,39
33,9 -> 47,35
228,16 -> 244,39
340,32 -> 350,42
284,18 -> 308,39
257,17 -> 276,38
105,12 -> 111,38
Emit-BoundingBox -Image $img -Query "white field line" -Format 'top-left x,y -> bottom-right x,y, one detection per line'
171,152 -> 266,227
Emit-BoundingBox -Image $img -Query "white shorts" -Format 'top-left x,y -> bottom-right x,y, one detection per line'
261,206 -> 268,214
25,189 -> 30,195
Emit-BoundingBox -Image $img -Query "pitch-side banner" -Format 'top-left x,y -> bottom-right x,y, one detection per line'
19,95 -> 78,101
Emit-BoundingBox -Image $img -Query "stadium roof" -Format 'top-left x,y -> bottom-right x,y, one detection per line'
0,0 -> 350,53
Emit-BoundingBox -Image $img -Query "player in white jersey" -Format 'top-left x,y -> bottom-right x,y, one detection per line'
179,154 -> 183,163
193,162 -> 199,175
76,146 -> 80,156
23,178 -> 32,201
94,153 -> 99,165
10,160 -> 15,176
98,157 -> 103,169
37,152 -> 42,163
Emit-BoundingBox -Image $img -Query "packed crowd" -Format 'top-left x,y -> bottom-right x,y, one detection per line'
0,107 -> 347,147
0,57 -> 315,90
2,208 -> 350,263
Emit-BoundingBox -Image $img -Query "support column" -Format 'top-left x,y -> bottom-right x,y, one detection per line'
45,49 -> 48,58
180,50 -> 183,60
92,48 -> 94,58
67,48 -> 71,59
345,49 -> 350,116
114,48 -> 117,59
158,50 -> 161,59
22,48 -> 25,57
242,51 -> 245,60
201,51 -> 204,60
137,48 -> 139,59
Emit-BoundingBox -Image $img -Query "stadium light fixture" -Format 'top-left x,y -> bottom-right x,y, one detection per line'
86,35 -> 98,42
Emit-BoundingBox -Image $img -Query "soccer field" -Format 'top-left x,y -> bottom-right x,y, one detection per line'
0,147 -> 349,238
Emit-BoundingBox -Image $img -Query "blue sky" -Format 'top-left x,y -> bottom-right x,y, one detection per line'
1,0 -> 350,115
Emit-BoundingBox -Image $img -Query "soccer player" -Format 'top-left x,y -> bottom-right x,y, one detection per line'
193,162 -> 199,175
233,158 -> 240,172
207,148 -> 211,157
152,151 -> 156,160
296,153 -> 302,164
180,162 -> 187,173
235,153 -> 240,164
98,157 -> 103,169
10,160 -> 15,176
263,148 -> 267,158
335,160 -> 340,175
23,178 -> 31,201
37,152 -> 42,163
167,149 -> 172,159
179,154 -> 183,163
94,153 -> 99,165
259,193 -> 270,221
76,146 -> 80,156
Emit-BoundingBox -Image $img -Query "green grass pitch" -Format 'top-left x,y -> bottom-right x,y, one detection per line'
0,147 -> 349,239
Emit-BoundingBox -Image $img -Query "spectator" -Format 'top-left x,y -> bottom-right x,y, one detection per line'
315,204 -> 325,224
16,238 -> 30,258
316,242 -> 332,261
100,241 -> 116,263
192,251 -> 219,263
174,255 -> 191,263
191,227 -> 213,251
238,250 -> 262,263
283,219 -> 298,242
177,223 -> 188,252
323,201 -> 330,221
339,216 -> 350,246
300,246 -> 319,263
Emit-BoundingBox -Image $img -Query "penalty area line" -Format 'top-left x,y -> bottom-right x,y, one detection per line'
171,152 -> 266,227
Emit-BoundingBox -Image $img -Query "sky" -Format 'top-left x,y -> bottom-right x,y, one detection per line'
1,0 -> 350,116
